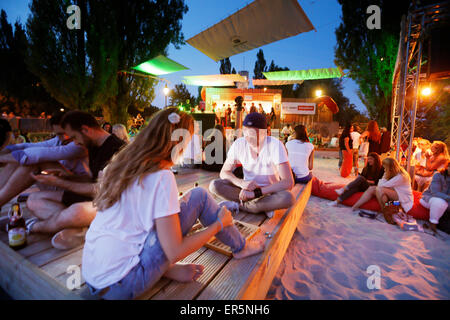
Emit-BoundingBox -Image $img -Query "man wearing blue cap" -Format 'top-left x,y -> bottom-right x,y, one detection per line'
209,112 -> 295,218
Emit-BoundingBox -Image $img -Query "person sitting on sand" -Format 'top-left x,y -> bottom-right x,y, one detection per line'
420,162 -> 450,233
0,111 -> 89,208
414,141 -> 449,192
330,152 -> 384,206
285,125 -> 314,184
25,111 -> 125,249
82,108 -> 264,300
352,157 -> 413,216
209,112 -> 294,219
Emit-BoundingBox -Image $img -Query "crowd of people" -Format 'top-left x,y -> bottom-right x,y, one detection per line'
0,108 -> 448,300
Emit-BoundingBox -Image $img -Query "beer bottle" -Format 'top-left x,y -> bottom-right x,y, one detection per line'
7,203 -> 27,250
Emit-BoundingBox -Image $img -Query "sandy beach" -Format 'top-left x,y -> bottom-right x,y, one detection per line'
267,151 -> 450,300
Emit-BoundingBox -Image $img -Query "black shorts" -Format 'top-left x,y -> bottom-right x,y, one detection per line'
62,191 -> 93,207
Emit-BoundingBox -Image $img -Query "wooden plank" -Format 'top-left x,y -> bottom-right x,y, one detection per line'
18,237 -> 53,258
0,240 -> 82,299
139,247 -> 208,300
28,245 -> 83,267
238,182 -> 311,300
152,249 -> 229,300
41,248 -> 83,278
197,182 -> 310,300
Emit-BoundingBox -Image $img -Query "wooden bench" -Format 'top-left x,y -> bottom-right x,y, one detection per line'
0,170 -> 311,300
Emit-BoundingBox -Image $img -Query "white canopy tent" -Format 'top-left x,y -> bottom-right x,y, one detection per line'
186,0 -> 315,61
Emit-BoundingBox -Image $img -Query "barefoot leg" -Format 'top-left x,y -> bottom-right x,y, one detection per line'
233,240 -> 265,260
163,264 -> 205,282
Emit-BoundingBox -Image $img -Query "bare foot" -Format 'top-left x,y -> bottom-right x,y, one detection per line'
233,240 -> 265,260
351,206 -> 359,212
163,263 -> 204,282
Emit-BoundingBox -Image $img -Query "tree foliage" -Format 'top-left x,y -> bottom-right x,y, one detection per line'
334,0 -> 410,127
253,49 -> 267,80
26,0 -> 188,125
169,83 -> 195,109
219,58 -> 232,74
0,10 -> 62,115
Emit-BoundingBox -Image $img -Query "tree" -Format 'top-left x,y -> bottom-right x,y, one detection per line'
335,0 -> 410,127
26,0 -> 188,125
0,10 -> 61,115
253,49 -> 267,80
169,83 -> 195,109
231,68 -> 236,74
219,57 -> 232,74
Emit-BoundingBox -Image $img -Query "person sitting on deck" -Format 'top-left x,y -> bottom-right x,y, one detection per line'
351,157 -> 413,217
285,125 -> 314,184
420,162 -> 450,234
329,152 -> 384,206
0,111 -> 89,209
414,141 -> 449,192
209,112 -> 295,219
82,108 -> 264,300
25,111 -> 125,249
201,124 -> 227,172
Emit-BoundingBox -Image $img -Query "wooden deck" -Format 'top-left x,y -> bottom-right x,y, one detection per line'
0,168 -> 311,300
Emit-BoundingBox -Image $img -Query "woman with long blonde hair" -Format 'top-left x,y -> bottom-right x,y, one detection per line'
112,123 -> 130,143
82,107 -> 264,300
415,140 -> 449,192
352,157 -> 413,221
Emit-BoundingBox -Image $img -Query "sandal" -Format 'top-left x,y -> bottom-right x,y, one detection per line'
25,217 -> 39,234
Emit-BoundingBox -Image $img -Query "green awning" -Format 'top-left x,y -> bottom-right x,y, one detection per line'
263,67 -> 344,81
183,74 -> 246,87
132,55 -> 189,76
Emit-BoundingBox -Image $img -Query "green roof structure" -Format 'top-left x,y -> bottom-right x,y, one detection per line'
132,55 -> 189,76
263,67 -> 344,81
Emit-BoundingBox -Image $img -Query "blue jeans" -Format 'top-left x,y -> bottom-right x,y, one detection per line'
294,172 -> 313,184
338,149 -> 343,168
87,187 -> 246,300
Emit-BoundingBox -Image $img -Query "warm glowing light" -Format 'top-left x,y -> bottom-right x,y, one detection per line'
421,87 -> 431,96
60,108 -> 65,112
315,89 -> 323,97
263,87 -> 267,92
163,85 -> 170,96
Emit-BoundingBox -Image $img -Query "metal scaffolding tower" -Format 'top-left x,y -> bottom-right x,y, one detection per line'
390,1 -> 449,174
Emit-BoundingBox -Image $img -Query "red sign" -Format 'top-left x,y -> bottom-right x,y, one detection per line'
297,105 -> 314,111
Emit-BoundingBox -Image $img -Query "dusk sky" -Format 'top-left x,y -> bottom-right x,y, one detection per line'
0,0 -> 366,113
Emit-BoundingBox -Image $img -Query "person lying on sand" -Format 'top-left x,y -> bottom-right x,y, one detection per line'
82,108 -> 264,300
209,112 -> 295,219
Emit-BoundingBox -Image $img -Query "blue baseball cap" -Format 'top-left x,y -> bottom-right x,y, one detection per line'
243,112 -> 267,129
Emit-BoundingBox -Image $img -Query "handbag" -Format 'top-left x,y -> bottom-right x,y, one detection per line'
382,203 -> 400,225
359,141 -> 369,156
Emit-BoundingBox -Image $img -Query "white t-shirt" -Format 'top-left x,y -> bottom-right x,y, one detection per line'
82,170 -> 180,289
350,131 -> 361,149
227,136 -> 289,187
412,149 -> 426,166
285,140 -> 314,178
183,134 -> 202,162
